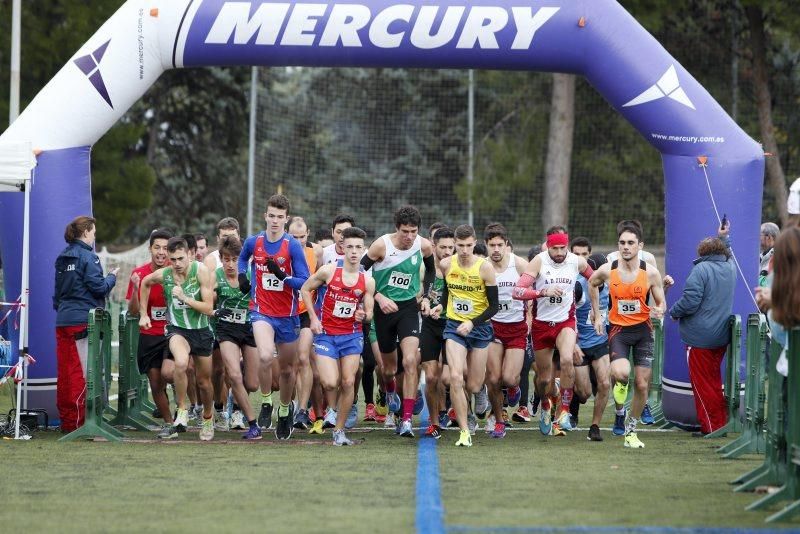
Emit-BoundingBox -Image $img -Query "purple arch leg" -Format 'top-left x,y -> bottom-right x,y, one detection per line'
661,154 -> 763,426
0,147 -> 92,425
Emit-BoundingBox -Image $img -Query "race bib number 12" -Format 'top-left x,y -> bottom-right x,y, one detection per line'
261,273 -> 284,291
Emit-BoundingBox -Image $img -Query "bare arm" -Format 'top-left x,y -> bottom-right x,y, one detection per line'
589,264 -> 610,335
138,268 -> 165,329
648,268 -> 666,319
301,265 -> 333,329
362,277 -> 376,323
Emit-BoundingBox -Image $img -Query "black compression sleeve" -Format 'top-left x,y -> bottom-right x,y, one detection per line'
423,254 -> 436,286
471,286 -> 499,326
440,283 -> 449,311
360,254 -> 377,271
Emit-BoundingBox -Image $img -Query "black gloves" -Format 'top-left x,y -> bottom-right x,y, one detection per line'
238,273 -> 251,294
266,258 -> 288,281
214,308 -> 234,319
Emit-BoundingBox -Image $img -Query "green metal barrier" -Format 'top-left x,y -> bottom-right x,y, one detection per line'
718,314 -> 768,457
646,318 -> 672,428
107,312 -> 157,430
764,327 -> 800,522
706,314 -> 742,438
733,341 -> 787,494
59,309 -> 124,442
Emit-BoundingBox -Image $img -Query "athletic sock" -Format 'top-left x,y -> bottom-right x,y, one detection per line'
214,402 -> 224,411
278,402 -> 290,418
261,392 -> 273,406
613,382 -> 629,405
616,407 -> 625,416
626,417 -> 639,435
386,378 -> 397,394
248,419 -> 258,428
402,398 -> 414,421
560,387 -> 573,411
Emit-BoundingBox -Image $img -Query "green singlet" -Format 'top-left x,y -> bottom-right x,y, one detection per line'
372,234 -> 423,302
215,268 -> 251,324
163,261 -> 209,330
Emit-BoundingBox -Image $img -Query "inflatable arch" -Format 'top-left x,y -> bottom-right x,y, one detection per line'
0,0 -> 764,425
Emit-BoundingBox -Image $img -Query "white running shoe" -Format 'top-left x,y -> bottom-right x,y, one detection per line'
467,413 -> 478,436
214,409 -> 229,431
174,408 -> 189,432
485,414 -> 495,434
333,429 -> 354,446
200,416 -> 215,441
474,385 -> 489,415
323,408 -> 338,429
384,412 -> 396,428
230,410 -> 247,430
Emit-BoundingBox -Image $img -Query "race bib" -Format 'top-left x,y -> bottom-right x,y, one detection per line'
261,273 -> 284,291
333,300 -> 356,319
617,299 -> 641,315
172,298 -> 189,310
453,298 -> 473,316
151,307 -> 167,321
388,271 -> 412,289
222,308 -> 248,324
498,299 -> 512,312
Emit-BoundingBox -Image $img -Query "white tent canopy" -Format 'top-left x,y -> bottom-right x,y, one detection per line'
0,142 -> 35,190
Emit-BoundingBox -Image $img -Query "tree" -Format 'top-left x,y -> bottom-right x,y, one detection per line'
542,74 -> 576,231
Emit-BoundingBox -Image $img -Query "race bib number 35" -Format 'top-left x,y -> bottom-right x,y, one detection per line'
617,300 -> 641,315
388,271 -> 412,289
261,273 -> 284,291
333,301 -> 356,319
453,298 -> 473,316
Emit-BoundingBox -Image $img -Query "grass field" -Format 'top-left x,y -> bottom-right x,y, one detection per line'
1,381 -> 799,532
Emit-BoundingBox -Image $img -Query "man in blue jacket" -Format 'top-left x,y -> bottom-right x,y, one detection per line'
668,221 -> 734,435
53,216 -> 118,432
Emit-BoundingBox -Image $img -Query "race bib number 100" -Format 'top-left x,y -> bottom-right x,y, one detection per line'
388,271 -> 412,289
261,273 -> 284,291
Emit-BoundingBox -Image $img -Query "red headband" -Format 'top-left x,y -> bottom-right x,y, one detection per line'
546,233 -> 569,248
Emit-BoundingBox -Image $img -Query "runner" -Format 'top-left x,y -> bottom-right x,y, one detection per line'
419,225 -> 455,440
126,228 -> 173,429
589,222 -> 666,448
212,235 -> 262,439
301,227 -> 375,446
195,233 -> 209,262
238,194 -> 310,440
432,224 -> 498,447
512,226 -> 594,436
288,216 -> 323,430
485,223 -> 528,439
361,205 -> 436,438
572,247 -> 612,442
139,237 -> 216,440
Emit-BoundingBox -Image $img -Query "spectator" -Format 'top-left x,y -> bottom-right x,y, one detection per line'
53,216 -> 118,433
759,222 -> 779,285
669,220 -> 735,436
767,226 -> 800,377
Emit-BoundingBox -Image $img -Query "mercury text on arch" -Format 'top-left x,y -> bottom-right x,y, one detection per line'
204,3 -> 560,50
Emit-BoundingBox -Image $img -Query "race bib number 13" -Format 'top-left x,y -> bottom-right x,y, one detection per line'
333,301 -> 356,319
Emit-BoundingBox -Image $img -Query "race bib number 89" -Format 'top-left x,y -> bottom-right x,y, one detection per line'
388,271 -> 412,289
333,301 -> 356,319
617,300 -> 641,315
261,273 -> 284,291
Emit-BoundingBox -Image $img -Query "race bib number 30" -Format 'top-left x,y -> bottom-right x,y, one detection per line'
453,298 -> 473,316
617,299 -> 641,315
388,271 -> 412,289
151,307 -> 167,321
333,301 -> 356,319
261,273 -> 284,291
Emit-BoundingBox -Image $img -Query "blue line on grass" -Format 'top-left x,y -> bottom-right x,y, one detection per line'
446,526 -> 789,533
416,402 -> 445,534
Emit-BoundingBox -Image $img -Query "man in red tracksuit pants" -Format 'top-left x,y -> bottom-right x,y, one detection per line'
53,216 -> 118,432
669,221 -> 735,435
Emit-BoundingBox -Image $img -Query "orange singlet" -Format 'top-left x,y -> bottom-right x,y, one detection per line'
297,243 -> 318,314
607,260 -> 651,327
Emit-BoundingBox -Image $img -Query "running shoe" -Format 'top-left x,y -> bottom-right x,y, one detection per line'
157,424 -> 178,440
550,422 -> 566,437
230,409 -> 247,430
258,403 -> 273,430
399,419 -> 415,438
345,404 -> 358,429
394,416 -> 402,435
309,419 -> 324,435
413,391 -> 424,415
512,405 -> 532,423
187,407 -> 198,426
485,414 -> 495,434
293,408 -> 310,430
467,413 -> 478,436
438,411 -> 449,429
308,407 -> 317,422
641,403 -> 655,425
199,416 -> 214,441
455,429 -> 472,447
375,413 -> 386,424
323,408 -> 337,429
375,395 -> 388,417
556,409 -> 574,432
531,395 -> 541,417
624,431 -> 645,448
275,403 -> 294,440
387,391 -> 401,413
364,403 -> 378,422
174,408 -> 189,433
491,422 -> 506,439
425,425 -> 442,440
538,399 -> 552,436
507,385 -> 521,407
333,429 -> 354,446
241,425 -> 262,440
502,410 -> 512,428
447,408 -> 458,428
570,414 -> 578,429
384,412 -> 396,429
613,410 -> 626,436
474,385 -> 489,416
587,424 -> 603,442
